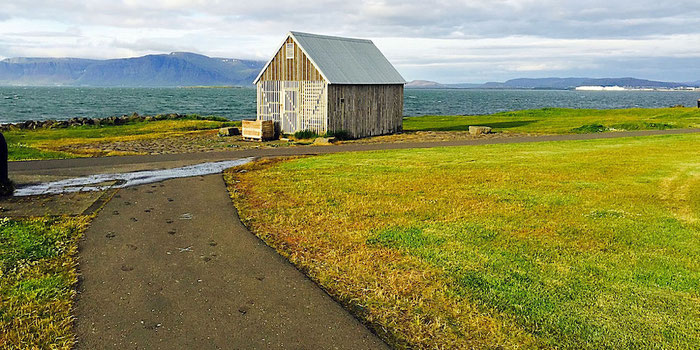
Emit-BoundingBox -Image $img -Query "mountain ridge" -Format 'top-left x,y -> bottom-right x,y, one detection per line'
0,52 -> 265,87
2,53 -> 698,89
406,77 -> 700,89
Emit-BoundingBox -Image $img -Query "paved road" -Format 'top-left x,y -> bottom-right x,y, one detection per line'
9,129 -> 699,183
74,174 -> 388,349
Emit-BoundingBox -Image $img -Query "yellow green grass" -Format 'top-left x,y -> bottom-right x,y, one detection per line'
5,117 -> 239,161
404,107 -> 700,134
0,216 -> 91,349
226,134 -> 700,349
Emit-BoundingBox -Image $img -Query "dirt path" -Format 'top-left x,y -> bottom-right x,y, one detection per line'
74,174 -> 388,349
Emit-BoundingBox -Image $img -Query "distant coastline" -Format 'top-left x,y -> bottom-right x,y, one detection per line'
406,78 -> 700,90
575,85 -> 700,92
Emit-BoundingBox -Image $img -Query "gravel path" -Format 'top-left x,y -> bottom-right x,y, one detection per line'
74,174 -> 388,349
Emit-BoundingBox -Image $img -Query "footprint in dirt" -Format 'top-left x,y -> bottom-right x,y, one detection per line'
126,244 -> 138,250
112,210 -> 119,216
166,219 -> 173,224
106,232 -> 116,239
121,264 -> 134,271
168,229 -> 176,235
141,320 -> 162,330
238,300 -> 255,315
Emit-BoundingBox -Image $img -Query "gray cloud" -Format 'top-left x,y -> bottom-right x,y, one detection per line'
1,1 -> 699,82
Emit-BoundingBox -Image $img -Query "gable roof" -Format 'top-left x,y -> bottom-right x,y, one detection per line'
253,31 -> 405,85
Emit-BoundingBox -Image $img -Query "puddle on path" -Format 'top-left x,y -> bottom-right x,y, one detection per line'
14,158 -> 253,196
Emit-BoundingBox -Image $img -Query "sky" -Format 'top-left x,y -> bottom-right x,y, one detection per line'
1,1 -> 699,83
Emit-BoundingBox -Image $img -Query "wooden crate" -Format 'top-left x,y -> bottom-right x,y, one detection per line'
242,120 -> 275,141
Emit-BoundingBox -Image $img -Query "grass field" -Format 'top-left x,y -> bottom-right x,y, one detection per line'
226,134 -> 700,349
4,116 -> 239,161
0,216 -> 91,349
403,107 -> 700,134
5,107 -> 700,161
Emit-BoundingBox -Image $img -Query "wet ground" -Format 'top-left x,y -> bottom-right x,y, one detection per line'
14,159 -> 253,196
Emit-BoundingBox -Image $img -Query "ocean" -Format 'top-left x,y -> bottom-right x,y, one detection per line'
1,86 -> 699,124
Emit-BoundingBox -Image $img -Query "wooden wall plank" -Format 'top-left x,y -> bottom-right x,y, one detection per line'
259,37 -> 323,82
327,84 -> 403,138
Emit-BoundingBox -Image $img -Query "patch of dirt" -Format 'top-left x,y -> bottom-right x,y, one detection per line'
51,130 -> 540,156
0,189 -> 116,217
345,130 -> 539,144
51,130 -> 291,156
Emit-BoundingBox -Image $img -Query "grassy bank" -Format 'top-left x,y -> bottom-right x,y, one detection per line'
404,107 -> 700,134
0,216 -> 91,349
5,116 -> 239,161
226,134 -> 700,349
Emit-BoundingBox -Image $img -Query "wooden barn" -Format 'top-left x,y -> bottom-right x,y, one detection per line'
253,31 -> 406,138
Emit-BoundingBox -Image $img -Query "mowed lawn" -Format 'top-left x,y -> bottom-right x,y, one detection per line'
403,107 -> 700,134
0,217 -> 91,348
226,134 -> 700,349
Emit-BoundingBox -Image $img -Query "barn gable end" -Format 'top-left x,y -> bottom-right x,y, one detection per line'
254,36 -> 325,83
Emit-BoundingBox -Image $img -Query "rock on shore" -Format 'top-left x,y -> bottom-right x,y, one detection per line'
0,113 -> 227,131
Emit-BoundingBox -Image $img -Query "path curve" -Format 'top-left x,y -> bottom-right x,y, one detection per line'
74,174 -> 388,349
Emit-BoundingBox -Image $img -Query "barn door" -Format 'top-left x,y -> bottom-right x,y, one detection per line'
299,81 -> 327,134
281,82 -> 299,133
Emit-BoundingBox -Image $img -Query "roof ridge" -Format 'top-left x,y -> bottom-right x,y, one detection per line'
289,31 -> 372,44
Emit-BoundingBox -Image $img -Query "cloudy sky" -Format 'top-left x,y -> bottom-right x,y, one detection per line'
1,0 -> 699,83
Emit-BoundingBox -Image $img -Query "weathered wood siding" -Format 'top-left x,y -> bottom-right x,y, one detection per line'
327,84 -> 403,138
258,37 -> 324,82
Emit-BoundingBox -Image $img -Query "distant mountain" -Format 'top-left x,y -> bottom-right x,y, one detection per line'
0,52 -> 265,87
406,77 -> 699,90
405,80 -> 444,88
405,80 -> 482,89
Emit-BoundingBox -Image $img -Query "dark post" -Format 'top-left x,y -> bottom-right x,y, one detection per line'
697,99 -> 700,108
0,132 -> 13,196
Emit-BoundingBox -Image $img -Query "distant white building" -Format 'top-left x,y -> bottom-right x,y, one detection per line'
575,86 -> 626,91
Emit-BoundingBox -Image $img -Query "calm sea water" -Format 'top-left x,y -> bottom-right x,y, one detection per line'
1,86 -> 699,124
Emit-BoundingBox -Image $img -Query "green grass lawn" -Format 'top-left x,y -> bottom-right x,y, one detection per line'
226,134 -> 700,349
4,116 -> 239,161
0,216 -> 91,349
404,107 -> 700,134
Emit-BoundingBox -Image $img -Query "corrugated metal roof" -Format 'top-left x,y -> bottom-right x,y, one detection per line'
254,32 -> 405,85
291,31 -> 405,84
